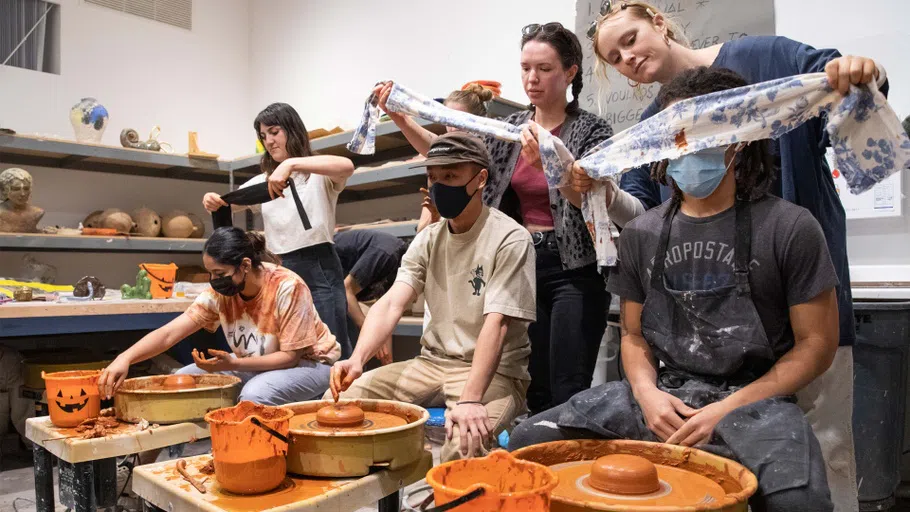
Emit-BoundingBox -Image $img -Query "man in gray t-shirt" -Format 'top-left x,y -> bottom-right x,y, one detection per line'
608,195 -> 838,375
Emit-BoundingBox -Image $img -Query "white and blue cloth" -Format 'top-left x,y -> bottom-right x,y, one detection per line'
349,75 -> 910,267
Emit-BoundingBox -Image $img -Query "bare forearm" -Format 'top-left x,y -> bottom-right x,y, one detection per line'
459,314 -> 509,401
350,297 -> 405,366
417,207 -> 434,233
559,186 -> 583,209
724,337 -> 836,410
622,334 -> 659,397
287,156 -> 354,179
232,350 -> 301,372
345,288 -> 367,328
389,114 -> 437,156
120,316 -> 195,364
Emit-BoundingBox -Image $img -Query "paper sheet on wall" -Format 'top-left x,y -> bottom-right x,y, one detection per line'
574,0 -> 776,131
827,148 -> 903,219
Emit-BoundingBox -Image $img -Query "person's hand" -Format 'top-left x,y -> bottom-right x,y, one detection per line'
634,386 -> 697,441
372,81 -> 404,120
825,55 -> 879,95
570,162 -> 593,193
203,192 -> 228,212
420,187 -> 440,223
98,357 -> 131,399
446,402 -> 493,457
267,160 -> 294,200
375,335 -> 394,366
520,122 -> 543,170
329,359 -> 364,401
192,349 -> 234,372
666,400 -> 734,447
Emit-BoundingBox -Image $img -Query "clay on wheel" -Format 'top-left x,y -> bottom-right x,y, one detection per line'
162,374 -> 196,390
316,404 -> 365,427
589,454 -> 660,495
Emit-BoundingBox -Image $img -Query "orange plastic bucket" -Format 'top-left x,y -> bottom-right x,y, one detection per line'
204,401 -> 295,495
42,370 -> 101,427
426,450 -> 558,511
139,263 -> 178,299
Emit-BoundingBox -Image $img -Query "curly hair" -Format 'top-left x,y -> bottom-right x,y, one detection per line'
650,67 -> 776,206
521,23 -> 585,114
0,168 -> 32,202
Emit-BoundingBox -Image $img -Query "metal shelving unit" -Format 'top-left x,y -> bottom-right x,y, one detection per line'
0,233 -> 205,253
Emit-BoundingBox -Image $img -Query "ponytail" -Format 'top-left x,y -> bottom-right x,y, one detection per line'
204,227 -> 281,268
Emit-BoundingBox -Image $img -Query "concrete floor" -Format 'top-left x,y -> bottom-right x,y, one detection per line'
0,437 -> 440,512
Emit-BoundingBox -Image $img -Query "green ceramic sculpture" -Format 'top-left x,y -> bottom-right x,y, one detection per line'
121,269 -> 152,300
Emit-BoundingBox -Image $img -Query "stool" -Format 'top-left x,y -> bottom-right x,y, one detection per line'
25,416 -> 209,512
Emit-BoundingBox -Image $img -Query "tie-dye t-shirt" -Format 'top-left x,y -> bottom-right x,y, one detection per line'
185,264 -> 340,364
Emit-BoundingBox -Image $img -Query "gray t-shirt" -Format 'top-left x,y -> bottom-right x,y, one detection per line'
607,195 -> 838,361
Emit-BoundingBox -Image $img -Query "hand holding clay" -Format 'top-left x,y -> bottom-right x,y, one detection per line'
192,348 -> 234,372
202,192 -> 228,213
329,360 -> 363,402
634,387 -> 696,442
825,55 -> 880,95
446,402 -> 493,458
519,122 -> 543,171
98,357 -> 131,399
665,400 -> 732,447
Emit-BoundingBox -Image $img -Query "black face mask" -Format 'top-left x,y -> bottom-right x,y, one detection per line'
429,171 -> 481,219
210,269 -> 246,296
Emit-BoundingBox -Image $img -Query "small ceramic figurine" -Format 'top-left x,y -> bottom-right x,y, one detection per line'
69,98 -> 109,143
0,168 -> 44,233
121,269 -> 152,299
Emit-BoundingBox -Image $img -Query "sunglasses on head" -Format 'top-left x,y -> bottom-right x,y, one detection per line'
586,1 -> 655,40
522,22 -> 564,37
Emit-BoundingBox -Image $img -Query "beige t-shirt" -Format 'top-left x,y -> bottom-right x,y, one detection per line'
396,206 -> 536,380
240,172 -> 344,255
185,264 -> 341,364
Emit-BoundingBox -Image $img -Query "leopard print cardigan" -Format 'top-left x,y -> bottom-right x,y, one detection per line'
482,109 -> 613,270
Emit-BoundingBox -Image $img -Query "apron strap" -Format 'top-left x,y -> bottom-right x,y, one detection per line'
286,178 -> 312,230
212,178 -> 312,231
733,199 -> 752,292
649,201 -> 679,293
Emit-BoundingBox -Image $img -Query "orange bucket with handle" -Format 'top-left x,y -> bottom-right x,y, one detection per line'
204,401 -> 295,495
42,370 -> 101,427
139,263 -> 178,299
426,450 -> 558,511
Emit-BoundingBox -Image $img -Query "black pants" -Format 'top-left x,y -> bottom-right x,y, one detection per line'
526,232 -> 608,415
280,243 -> 352,358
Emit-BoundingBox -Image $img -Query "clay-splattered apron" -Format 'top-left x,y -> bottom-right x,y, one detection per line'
555,200 -> 828,502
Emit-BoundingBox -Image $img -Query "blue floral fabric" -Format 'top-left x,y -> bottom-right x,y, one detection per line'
347,75 -> 909,268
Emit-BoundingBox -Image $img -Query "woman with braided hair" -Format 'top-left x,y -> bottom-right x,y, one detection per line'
480,22 -> 614,416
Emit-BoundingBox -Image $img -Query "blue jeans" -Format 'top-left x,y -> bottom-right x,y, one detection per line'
177,359 -> 331,406
280,243 -> 351,358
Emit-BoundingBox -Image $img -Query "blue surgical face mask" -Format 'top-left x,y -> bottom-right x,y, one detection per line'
666,146 -> 734,199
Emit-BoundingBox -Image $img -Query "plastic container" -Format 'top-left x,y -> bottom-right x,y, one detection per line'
852,301 -> 910,511
426,449 -> 558,512
425,407 -> 446,446
42,370 -> 101,427
204,401 -> 294,495
139,263 -> 178,299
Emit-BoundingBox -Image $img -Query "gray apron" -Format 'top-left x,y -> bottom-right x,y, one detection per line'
555,200 -> 828,504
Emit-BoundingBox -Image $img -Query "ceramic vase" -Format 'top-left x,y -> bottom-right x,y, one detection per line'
69,98 -> 109,143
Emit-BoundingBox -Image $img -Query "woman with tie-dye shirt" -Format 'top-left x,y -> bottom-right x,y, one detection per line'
99,227 -> 340,405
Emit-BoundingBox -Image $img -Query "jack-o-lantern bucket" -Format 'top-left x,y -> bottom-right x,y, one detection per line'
42,370 -> 101,427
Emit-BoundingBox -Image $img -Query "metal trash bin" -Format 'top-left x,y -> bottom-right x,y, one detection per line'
853,301 -> 910,511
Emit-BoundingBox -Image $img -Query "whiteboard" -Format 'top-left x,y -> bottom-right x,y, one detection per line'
827,148 -> 903,219
574,0 -> 776,131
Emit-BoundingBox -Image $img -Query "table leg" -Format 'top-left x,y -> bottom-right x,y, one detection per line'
95,458 -> 118,508
73,461 -> 96,512
378,489 -> 400,512
32,445 -> 55,512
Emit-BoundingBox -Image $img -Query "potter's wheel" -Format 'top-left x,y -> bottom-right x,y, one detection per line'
114,374 -> 241,424
285,399 -> 428,478
513,440 -> 758,512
